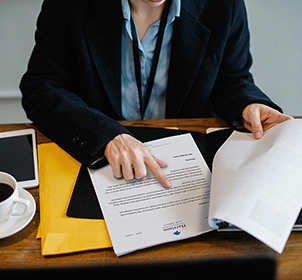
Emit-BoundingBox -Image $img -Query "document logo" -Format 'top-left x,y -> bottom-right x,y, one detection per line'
162,221 -> 186,235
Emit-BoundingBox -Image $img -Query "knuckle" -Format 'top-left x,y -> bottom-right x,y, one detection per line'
110,153 -> 120,163
114,173 -> 122,179
150,163 -> 161,173
112,168 -> 122,179
135,170 -> 147,180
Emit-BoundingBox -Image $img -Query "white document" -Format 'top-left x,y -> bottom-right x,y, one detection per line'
89,134 -> 213,256
209,119 -> 302,253
90,119 -> 302,256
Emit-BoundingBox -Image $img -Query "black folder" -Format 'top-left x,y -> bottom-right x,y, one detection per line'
66,126 -> 302,227
66,126 -> 232,219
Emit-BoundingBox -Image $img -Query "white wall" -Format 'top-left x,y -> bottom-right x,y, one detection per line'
0,0 -> 301,123
245,0 -> 302,116
0,0 -> 42,123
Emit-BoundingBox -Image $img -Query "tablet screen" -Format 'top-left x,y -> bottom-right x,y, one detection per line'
0,129 -> 39,188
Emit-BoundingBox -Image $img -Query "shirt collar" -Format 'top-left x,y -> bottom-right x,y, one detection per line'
121,0 -> 181,23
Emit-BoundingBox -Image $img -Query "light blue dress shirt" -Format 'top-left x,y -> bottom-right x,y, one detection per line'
121,0 -> 181,120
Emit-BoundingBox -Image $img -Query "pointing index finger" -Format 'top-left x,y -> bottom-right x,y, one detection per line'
144,156 -> 171,188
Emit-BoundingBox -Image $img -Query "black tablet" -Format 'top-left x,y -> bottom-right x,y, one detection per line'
0,129 -> 39,189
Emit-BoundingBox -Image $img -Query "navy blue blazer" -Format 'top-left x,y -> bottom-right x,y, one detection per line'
20,0 -> 281,167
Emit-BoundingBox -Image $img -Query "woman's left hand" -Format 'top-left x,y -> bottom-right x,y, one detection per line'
242,103 -> 293,139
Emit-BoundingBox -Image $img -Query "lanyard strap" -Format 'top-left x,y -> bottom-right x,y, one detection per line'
130,0 -> 172,120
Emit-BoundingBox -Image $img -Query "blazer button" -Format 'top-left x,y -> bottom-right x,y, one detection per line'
72,136 -> 80,143
80,141 -> 87,148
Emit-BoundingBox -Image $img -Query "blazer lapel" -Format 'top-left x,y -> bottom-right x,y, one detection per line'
84,1 -> 123,118
166,0 -> 211,118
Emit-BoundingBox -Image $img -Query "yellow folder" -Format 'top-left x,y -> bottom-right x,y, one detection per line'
38,142 -> 112,255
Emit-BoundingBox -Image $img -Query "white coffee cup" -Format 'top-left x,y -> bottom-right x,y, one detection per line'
0,171 -> 30,224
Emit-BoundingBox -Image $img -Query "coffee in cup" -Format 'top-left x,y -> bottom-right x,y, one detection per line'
0,183 -> 14,202
0,171 -> 30,224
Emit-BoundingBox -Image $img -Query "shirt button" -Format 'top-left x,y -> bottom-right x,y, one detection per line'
72,136 -> 79,143
80,141 -> 87,148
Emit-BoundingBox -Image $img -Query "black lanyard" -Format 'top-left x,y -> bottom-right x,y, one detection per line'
130,0 -> 172,120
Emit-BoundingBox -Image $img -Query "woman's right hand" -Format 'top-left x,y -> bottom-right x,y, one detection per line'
104,134 -> 171,188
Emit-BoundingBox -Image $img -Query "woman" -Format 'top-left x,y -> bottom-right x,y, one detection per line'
20,0 -> 292,187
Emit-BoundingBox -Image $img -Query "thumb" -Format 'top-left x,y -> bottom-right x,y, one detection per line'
250,115 -> 264,140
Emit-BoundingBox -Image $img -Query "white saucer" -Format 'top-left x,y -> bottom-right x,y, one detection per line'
0,188 -> 36,239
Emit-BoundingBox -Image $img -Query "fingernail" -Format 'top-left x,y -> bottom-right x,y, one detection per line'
254,132 -> 262,139
164,179 -> 171,188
